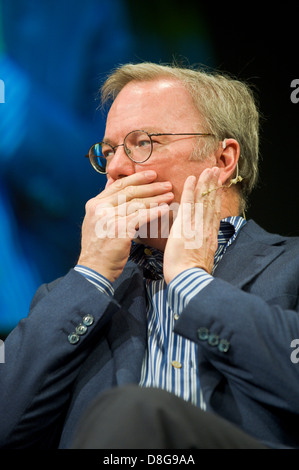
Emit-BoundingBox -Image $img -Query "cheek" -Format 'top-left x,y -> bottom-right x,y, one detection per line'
172,178 -> 188,203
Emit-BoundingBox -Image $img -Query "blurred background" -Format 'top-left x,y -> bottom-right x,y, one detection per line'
0,0 -> 298,338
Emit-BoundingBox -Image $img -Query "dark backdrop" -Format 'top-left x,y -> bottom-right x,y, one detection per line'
203,3 -> 299,237
127,0 -> 299,236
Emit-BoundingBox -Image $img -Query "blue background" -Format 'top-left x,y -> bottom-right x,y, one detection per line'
0,0 -> 298,337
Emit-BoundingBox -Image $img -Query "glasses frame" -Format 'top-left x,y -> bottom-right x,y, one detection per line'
85,130 -> 215,174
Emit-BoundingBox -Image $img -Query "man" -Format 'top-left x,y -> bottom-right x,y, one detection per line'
0,62 -> 298,449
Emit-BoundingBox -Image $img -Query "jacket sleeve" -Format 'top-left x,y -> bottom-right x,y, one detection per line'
0,268 -> 120,448
173,274 -> 299,414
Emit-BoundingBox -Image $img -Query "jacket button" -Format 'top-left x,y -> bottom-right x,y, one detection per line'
82,314 -> 94,327
68,333 -> 80,345
218,339 -> 230,353
76,324 -> 87,335
197,327 -> 209,341
208,333 -> 219,347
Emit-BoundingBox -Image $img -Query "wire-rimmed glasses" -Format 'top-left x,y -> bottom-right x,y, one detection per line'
85,129 -> 214,174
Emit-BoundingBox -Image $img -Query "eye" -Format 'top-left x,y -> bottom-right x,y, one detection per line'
101,144 -> 114,159
136,137 -> 151,148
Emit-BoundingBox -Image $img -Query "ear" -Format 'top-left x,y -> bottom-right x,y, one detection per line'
216,138 -> 240,186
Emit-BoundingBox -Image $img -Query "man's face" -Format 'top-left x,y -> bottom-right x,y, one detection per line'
104,78 -> 215,205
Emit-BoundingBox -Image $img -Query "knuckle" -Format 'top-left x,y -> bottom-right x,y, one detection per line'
124,185 -> 135,198
85,197 -> 107,215
127,200 -> 145,214
113,178 -> 124,189
85,198 -> 95,212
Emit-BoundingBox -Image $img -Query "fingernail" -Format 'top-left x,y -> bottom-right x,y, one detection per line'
145,170 -> 157,178
188,175 -> 196,184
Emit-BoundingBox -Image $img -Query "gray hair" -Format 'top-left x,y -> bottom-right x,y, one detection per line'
100,62 -> 260,210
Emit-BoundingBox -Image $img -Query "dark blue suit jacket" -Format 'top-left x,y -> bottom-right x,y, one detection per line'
0,220 -> 299,448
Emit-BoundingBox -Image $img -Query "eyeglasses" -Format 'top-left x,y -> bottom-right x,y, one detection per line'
85,129 -> 214,174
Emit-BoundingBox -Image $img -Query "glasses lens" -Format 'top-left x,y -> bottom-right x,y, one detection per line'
88,143 -> 109,174
124,130 -> 152,163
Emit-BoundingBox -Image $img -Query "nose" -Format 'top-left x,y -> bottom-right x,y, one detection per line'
106,145 -> 135,180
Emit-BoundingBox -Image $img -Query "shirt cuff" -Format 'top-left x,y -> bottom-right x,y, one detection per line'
74,265 -> 114,297
167,268 -> 214,316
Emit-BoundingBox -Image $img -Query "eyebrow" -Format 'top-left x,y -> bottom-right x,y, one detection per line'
101,136 -> 114,145
102,127 -> 163,144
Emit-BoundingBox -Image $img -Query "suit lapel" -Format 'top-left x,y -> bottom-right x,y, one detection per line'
214,220 -> 286,288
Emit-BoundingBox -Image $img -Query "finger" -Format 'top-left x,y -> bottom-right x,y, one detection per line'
98,171 -> 158,199
199,168 -> 222,248
176,175 -> 197,224
96,191 -> 174,219
121,181 -> 173,202
195,167 -> 221,201
180,175 -> 196,205
125,203 -> 170,239
182,176 -> 197,230
123,191 -> 174,215
170,176 -> 196,241
97,181 -> 173,210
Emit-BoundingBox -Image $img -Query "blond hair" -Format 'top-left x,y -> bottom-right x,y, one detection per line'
101,62 -> 260,210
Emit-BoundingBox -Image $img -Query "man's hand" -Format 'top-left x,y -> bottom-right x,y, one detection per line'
163,167 -> 222,284
77,171 -> 174,282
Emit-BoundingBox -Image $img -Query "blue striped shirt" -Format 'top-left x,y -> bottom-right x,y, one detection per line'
75,216 -> 246,408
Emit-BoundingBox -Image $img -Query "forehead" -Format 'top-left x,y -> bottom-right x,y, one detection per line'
105,78 -> 202,136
